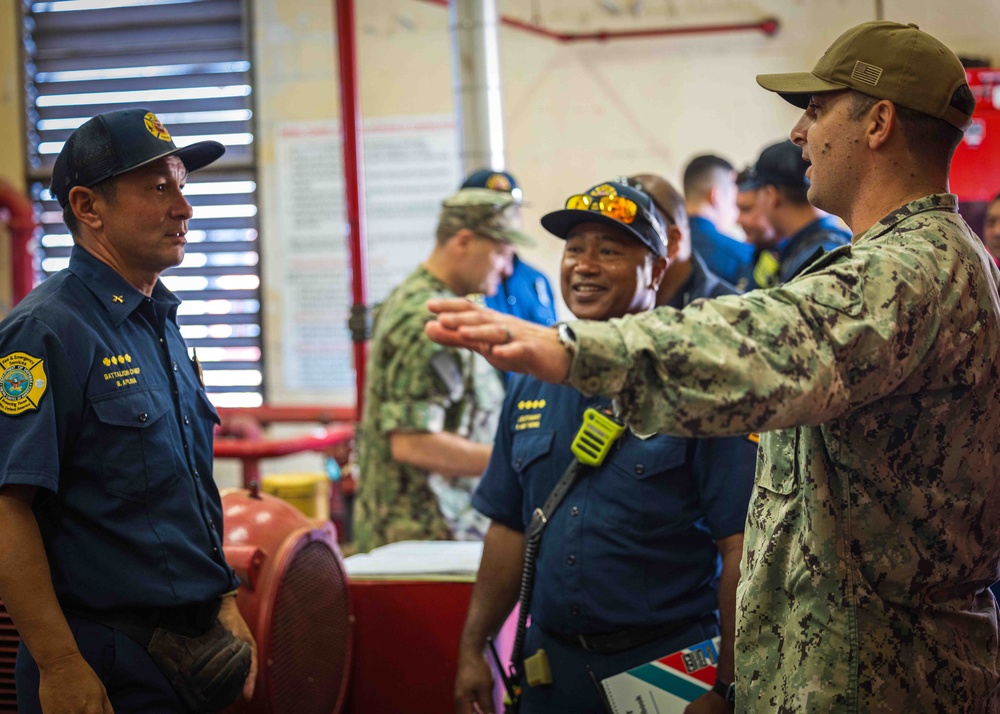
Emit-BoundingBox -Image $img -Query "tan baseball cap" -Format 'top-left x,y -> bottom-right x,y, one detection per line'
756,21 -> 972,131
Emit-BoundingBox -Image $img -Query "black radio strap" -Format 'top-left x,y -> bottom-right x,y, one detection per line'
507,457 -> 589,711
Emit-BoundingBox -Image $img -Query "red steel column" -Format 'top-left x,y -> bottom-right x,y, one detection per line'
335,0 -> 369,421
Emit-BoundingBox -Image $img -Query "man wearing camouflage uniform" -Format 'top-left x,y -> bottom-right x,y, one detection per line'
353,188 -> 533,552
425,22 -> 1000,712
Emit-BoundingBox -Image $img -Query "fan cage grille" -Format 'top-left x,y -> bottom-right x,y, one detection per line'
268,540 -> 351,714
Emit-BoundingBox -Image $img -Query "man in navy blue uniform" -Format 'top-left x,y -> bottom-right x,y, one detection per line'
630,173 -> 740,308
454,179 -> 756,713
682,155 -> 756,291
0,109 -> 256,713
462,170 -> 558,327
740,140 -> 851,287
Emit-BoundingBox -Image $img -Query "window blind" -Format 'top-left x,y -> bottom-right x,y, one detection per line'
23,0 -> 264,407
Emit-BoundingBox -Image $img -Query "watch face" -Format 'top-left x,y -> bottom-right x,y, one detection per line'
558,323 -> 576,349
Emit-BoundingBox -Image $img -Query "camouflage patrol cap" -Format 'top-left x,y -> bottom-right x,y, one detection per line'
757,21 -> 973,131
439,188 -> 535,247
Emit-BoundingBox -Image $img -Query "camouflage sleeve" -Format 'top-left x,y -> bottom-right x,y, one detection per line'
567,244 -> 939,437
379,311 -> 466,435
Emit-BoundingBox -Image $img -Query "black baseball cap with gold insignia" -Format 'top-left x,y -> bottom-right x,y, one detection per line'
51,107 -> 225,208
542,180 -> 668,257
462,169 -> 523,203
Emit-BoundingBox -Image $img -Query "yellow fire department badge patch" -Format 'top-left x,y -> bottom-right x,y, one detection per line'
0,352 -> 48,416
143,112 -> 172,142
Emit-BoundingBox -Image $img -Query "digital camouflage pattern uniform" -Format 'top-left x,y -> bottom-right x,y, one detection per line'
353,188 -> 530,553
562,195 -> 1000,712
353,266 -> 504,552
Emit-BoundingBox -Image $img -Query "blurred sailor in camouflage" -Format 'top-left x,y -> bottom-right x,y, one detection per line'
353,188 -> 533,552
462,169 -> 558,328
425,22 -> 1000,712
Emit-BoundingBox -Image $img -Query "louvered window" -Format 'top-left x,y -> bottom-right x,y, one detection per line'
22,0 -> 263,407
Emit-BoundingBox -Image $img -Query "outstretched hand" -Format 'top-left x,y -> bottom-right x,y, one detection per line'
425,298 -> 572,385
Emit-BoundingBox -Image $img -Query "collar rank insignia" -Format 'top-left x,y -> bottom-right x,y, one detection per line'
113,295 -> 124,303
0,352 -> 48,416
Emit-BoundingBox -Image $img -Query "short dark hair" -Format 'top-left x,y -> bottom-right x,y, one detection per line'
848,85 -> 975,166
776,184 -> 810,206
61,177 -> 118,239
683,154 -> 735,201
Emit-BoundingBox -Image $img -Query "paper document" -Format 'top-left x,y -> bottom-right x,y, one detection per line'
601,636 -> 721,714
344,540 -> 483,578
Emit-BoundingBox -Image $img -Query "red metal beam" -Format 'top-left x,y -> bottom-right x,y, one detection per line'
216,405 -> 356,425
336,0 -> 369,422
415,0 -> 779,42
0,179 -> 37,305
213,424 -> 355,460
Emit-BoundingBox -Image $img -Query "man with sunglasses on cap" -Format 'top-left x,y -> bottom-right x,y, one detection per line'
462,170 -> 558,328
353,188 -> 534,553
454,179 -> 755,714
428,21 -> 1000,711
0,109 -> 256,713
740,140 -> 850,287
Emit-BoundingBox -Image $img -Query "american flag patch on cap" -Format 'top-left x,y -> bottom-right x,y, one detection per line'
851,61 -> 883,86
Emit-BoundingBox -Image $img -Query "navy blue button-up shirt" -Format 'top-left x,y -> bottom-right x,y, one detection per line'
473,378 -> 757,636
776,215 -> 852,283
0,245 -> 238,611
689,216 -> 757,290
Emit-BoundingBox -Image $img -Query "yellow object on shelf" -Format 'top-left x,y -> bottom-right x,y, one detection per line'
261,473 -> 330,520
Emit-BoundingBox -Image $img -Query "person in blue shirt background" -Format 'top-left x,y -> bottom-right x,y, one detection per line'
682,155 -> 757,291
454,178 -> 756,714
739,140 -> 851,286
461,170 -> 558,327
0,108 -> 256,713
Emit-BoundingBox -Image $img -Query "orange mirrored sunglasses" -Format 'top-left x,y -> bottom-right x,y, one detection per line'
564,193 -> 639,224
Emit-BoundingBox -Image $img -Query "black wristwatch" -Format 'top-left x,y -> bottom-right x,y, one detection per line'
712,678 -> 736,704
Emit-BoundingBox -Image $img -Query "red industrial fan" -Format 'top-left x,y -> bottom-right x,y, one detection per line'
222,488 -> 353,714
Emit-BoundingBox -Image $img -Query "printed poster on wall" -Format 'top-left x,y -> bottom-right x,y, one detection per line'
274,115 -> 461,400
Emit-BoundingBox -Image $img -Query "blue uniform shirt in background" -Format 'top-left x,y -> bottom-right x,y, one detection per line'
473,377 -> 757,637
688,215 -> 757,291
484,255 -> 557,326
775,214 -> 852,283
0,245 -> 238,612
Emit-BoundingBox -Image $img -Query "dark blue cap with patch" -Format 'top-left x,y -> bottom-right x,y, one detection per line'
51,107 -> 225,208
541,180 -> 667,257
461,169 -> 522,203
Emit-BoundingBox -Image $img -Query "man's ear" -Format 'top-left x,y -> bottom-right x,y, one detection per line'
866,99 -> 896,150
450,228 -> 475,252
762,184 -> 780,211
649,255 -> 668,291
67,186 -> 103,232
665,225 -> 682,262
706,183 -> 723,209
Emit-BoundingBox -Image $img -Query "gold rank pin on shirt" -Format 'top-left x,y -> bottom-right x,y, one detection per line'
190,348 -> 205,388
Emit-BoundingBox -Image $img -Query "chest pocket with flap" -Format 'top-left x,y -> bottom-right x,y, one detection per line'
90,386 -> 183,502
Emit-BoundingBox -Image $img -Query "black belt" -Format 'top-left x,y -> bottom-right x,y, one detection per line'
63,598 -> 221,647
549,615 -> 709,656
